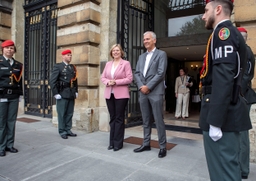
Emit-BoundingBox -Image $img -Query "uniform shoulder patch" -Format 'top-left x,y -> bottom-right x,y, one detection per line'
218,27 -> 230,40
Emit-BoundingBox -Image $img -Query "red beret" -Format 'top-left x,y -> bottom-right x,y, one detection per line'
237,27 -> 247,33
1,40 -> 15,48
61,49 -> 72,55
206,0 -> 234,4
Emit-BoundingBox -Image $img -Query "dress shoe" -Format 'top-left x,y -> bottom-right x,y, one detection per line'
108,146 -> 114,150
158,148 -> 166,158
113,147 -> 121,151
5,147 -> 18,153
242,175 -> 248,179
133,145 -> 151,153
67,132 -> 77,137
113,146 -> 123,151
0,150 -> 6,157
61,134 -> 68,139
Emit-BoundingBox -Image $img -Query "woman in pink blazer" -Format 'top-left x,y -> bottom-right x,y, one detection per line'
101,44 -> 133,151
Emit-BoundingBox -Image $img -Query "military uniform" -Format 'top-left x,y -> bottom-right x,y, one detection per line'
199,20 -> 252,181
239,31 -> 256,178
241,45 -> 256,103
0,55 -> 23,153
50,61 -> 78,137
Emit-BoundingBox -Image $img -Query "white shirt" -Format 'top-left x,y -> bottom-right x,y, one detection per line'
143,47 -> 156,76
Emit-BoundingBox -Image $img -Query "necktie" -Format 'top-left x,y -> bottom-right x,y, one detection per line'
7,59 -> 12,66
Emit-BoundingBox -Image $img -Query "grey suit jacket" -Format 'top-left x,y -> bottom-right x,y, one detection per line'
134,48 -> 167,95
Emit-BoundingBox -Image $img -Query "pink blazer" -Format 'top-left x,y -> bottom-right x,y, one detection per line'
101,59 -> 133,99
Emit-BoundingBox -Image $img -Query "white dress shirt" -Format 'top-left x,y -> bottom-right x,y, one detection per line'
143,47 -> 156,77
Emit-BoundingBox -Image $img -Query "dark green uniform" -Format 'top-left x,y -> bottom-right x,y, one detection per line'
239,45 -> 255,178
199,20 -> 252,181
50,62 -> 78,136
0,55 -> 23,152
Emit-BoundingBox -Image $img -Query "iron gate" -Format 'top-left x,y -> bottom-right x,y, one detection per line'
23,0 -> 57,117
117,0 -> 154,127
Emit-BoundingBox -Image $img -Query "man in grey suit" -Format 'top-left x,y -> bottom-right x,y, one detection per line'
134,31 -> 167,158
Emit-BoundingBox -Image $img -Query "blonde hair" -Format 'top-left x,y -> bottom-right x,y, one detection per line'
109,44 -> 125,59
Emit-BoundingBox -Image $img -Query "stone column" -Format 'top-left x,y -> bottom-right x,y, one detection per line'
54,0 -> 101,132
0,0 -> 12,50
98,0 -> 118,132
12,0 -> 24,115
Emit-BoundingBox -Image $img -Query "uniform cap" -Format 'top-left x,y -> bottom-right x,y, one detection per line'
206,0 -> 234,4
237,27 -> 247,33
61,49 -> 71,55
1,40 -> 15,48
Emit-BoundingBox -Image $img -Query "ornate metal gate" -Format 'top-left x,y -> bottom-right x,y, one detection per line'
23,0 -> 57,117
117,0 -> 154,126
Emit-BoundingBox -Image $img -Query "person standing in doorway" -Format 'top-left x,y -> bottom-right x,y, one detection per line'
101,44 -> 133,151
134,31 -> 167,158
199,1 -> 252,181
50,49 -> 78,139
238,27 -> 256,179
174,68 -> 193,119
0,40 -> 23,157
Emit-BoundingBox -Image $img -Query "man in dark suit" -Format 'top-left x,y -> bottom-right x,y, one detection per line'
199,1 -> 252,180
238,27 -> 255,179
50,49 -> 78,139
134,31 -> 167,158
0,40 -> 23,157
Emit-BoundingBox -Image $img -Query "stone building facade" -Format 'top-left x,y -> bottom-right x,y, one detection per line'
0,0 -> 256,162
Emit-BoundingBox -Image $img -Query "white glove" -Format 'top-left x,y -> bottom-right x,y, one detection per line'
54,94 -> 62,100
19,96 -> 23,102
209,125 -> 223,142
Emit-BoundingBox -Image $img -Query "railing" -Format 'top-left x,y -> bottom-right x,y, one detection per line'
117,0 -> 154,127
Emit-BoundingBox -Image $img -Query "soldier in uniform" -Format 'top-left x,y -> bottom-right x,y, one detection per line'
238,27 -> 256,179
0,40 -> 23,157
50,49 -> 78,139
200,1 -> 252,180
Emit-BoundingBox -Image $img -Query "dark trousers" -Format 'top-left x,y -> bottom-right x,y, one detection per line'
56,98 -> 74,136
203,131 -> 241,181
239,104 -> 251,177
106,94 -> 128,149
0,98 -> 19,151
239,130 -> 250,177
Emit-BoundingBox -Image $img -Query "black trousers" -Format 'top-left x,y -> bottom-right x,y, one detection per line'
106,94 -> 128,149
0,98 -> 19,151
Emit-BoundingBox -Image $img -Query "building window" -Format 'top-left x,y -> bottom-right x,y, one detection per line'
169,0 -> 205,11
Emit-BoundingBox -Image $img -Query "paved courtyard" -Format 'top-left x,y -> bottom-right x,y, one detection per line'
0,115 -> 255,181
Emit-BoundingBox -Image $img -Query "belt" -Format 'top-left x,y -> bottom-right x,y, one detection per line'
60,82 -> 71,88
62,84 -> 71,88
202,86 -> 212,95
0,88 -> 20,95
